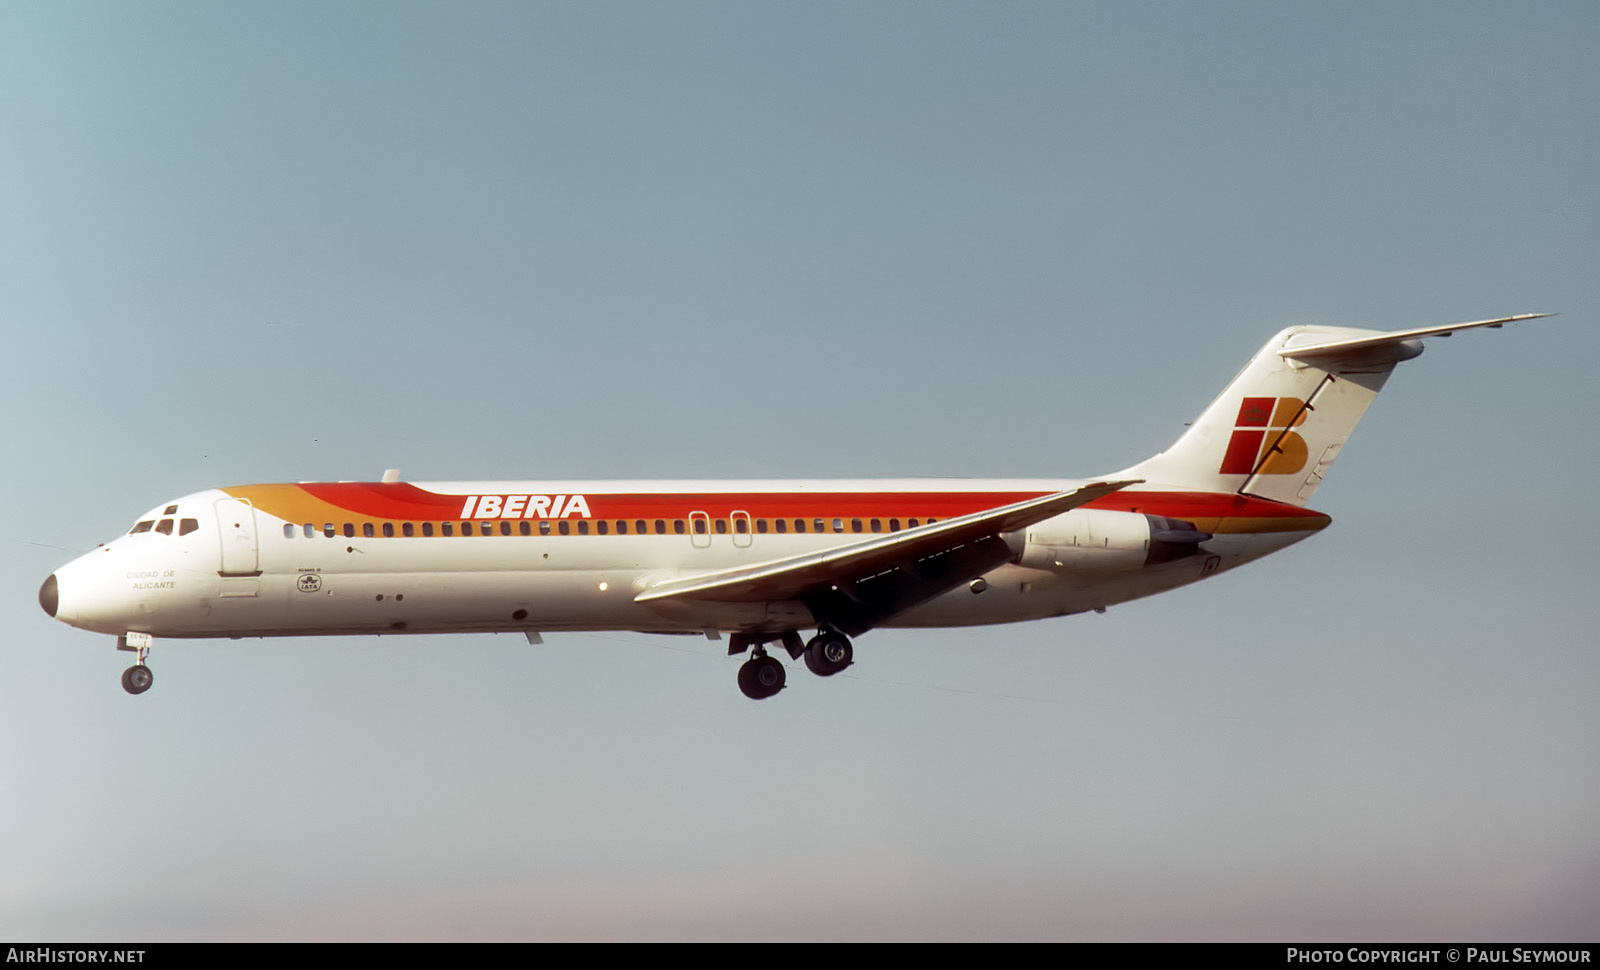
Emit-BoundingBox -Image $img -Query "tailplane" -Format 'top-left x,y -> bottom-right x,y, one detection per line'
1118,314 -> 1552,506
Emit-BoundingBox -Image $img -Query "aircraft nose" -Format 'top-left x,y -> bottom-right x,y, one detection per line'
40,573 -> 59,618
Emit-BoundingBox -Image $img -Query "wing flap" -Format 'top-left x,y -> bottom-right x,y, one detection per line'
634,479 -> 1139,605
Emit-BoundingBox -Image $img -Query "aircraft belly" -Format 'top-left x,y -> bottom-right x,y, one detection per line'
640,597 -> 814,634
244,568 -> 655,635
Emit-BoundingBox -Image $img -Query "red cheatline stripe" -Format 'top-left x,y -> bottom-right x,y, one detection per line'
231,483 -> 1324,524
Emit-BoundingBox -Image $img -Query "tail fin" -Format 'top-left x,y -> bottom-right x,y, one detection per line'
1119,314 -> 1552,506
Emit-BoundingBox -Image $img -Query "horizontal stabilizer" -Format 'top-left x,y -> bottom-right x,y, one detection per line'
1278,313 -> 1553,361
636,479 -> 1139,605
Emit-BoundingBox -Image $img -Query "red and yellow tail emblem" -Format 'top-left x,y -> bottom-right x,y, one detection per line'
1220,397 -> 1309,475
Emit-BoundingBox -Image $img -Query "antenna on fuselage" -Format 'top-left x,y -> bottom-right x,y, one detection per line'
381,468 -> 402,483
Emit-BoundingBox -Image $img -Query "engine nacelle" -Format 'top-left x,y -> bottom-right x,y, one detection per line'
1018,509 -> 1211,572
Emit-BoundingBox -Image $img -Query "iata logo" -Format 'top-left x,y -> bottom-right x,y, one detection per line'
1219,397 -> 1309,475
459,494 -> 592,519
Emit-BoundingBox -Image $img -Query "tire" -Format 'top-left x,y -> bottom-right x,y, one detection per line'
804,634 -> 853,677
737,656 -> 785,699
121,665 -> 154,695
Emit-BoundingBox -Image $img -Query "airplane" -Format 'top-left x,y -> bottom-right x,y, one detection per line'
39,313 -> 1552,699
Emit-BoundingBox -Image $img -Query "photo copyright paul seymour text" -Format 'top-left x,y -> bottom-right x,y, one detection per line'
1289,951 -> 1592,965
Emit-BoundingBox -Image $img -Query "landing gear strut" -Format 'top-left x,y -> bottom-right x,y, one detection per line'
118,632 -> 153,695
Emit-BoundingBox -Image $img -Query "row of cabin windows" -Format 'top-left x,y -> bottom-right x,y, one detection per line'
280,516 -> 939,540
129,518 -> 201,536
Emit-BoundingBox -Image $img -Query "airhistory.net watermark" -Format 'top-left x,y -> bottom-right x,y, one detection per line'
5,951 -> 145,964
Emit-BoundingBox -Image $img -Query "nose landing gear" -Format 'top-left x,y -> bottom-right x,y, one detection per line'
117,632 -> 154,695
120,664 -> 154,695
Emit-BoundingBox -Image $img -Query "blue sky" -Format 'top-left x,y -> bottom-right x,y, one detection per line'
2,1 -> 1596,941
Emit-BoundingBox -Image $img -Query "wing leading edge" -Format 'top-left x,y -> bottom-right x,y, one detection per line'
635,480 -> 1139,634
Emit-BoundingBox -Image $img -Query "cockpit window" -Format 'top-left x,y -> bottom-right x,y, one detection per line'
155,519 -> 174,535
179,518 -> 199,536
129,521 -> 154,534
164,505 -> 178,515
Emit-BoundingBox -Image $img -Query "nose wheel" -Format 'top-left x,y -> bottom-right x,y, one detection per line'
117,632 -> 154,695
120,664 -> 154,695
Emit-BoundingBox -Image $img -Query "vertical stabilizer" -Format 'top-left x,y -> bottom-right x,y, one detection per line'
1117,315 -> 1551,506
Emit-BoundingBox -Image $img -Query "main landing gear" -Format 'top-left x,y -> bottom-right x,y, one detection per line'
803,630 -> 853,677
118,632 -> 154,695
734,628 -> 854,700
737,651 -> 786,700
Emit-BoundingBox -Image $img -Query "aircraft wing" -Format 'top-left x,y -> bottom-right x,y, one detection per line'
635,480 -> 1138,633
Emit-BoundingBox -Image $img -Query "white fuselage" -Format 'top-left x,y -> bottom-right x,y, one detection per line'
44,478 -> 1325,642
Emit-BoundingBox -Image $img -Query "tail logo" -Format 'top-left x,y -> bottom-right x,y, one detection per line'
1220,397 -> 1310,475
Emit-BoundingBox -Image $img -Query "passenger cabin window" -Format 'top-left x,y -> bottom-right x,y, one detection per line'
304,523 -> 316,538
539,521 -> 551,536
363,523 -> 375,538
343,523 -> 355,538
283,524 -> 295,539
441,522 -> 454,536
500,521 -> 512,536
402,523 -> 415,537
323,523 -> 335,537
422,522 -> 435,537
179,518 -> 199,536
